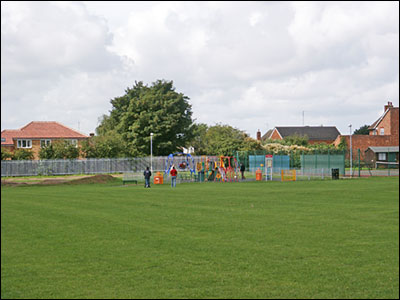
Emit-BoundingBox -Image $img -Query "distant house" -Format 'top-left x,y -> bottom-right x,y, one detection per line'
368,102 -> 399,137
261,129 -> 273,141
364,146 -> 399,168
1,121 -> 89,160
265,126 -> 341,144
333,102 -> 399,159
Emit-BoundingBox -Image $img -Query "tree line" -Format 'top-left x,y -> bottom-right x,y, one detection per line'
1,79 -> 368,160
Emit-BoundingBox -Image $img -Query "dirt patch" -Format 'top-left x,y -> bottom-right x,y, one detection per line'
1,181 -> 29,187
66,174 -> 116,185
37,179 -> 70,185
1,174 -> 118,186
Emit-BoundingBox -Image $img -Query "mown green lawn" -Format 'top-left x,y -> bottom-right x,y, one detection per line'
1,177 -> 399,299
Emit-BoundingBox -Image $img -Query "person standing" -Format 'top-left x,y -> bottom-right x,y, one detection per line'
143,167 -> 152,188
170,166 -> 178,188
240,163 -> 246,180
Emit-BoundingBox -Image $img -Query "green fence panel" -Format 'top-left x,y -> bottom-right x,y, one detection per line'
301,153 -> 345,175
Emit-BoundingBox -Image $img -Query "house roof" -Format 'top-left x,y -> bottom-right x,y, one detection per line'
368,109 -> 390,130
272,126 -> 341,141
261,129 -> 273,140
368,106 -> 399,130
366,146 -> 399,153
1,121 -> 89,146
1,130 -> 24,145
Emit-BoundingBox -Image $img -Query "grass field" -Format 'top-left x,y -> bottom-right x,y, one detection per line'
1,177 -> 399,299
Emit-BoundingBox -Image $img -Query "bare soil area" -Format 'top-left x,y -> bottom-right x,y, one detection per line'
1,174 -> 119,187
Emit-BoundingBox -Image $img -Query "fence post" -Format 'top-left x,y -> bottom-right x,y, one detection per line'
358,149 -> 361,177
342,149 -> 345,176
328,149 -> 330,172
314,150 -> 317,171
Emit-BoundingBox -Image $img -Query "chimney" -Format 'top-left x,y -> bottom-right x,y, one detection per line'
256,129 -> 261,141
384,101 -> 393,112
89,133 -> 95,137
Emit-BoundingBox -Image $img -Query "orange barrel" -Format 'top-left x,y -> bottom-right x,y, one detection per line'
256,168 -> 262,181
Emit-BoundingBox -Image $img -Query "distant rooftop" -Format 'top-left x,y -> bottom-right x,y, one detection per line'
271,126 -> 341,141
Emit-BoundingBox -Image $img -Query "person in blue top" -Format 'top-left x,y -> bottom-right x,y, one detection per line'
143,167 -> 152,188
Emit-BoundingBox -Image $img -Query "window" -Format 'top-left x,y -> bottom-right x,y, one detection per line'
65,139 -> 78,147
373,130 -> 377,135
17,139 -> 32,148
40,139 -> 51,148
1,138 -> 5,142
380,128 -> 384,135
378,153 -> 386,161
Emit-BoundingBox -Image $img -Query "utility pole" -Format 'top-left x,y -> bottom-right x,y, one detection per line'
349,124 -> 352,177
150,133 -> 153,172
302,111 -> 305,125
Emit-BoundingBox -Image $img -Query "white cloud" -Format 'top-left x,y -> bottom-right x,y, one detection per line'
1,1 -> 130,134
1,1 -> 399,139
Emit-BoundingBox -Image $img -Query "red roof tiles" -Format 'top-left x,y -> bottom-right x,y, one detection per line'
1,121 -> 89,145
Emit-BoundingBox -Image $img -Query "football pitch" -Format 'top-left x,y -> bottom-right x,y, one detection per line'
1,177 -> 399,299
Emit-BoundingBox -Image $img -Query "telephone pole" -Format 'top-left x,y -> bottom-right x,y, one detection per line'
349,124 -> 352,177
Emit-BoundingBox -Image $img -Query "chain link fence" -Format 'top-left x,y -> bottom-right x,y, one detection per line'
1,156 -> 208,177
2,150 -> 398,177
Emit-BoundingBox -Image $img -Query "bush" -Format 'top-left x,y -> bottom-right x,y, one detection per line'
1,149 -> 14,160
39,144 -> 55,159
12,149 -> 34,160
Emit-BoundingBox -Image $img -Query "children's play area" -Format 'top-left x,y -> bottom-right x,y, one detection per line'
163,153 -> 240,183
151,150 -> 349,185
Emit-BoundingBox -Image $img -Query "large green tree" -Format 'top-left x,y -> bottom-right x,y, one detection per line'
97,80 -> 194,156
188,123 -> 209,155
201,124 -> 262,156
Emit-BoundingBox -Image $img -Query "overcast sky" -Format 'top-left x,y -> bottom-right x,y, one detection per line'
1,1 -> 399,139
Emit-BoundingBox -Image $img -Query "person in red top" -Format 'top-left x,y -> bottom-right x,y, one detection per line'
170,166 -> 178,187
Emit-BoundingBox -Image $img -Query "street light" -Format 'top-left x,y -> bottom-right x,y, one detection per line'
150,133 -> 153,173
349,124 -> 352,177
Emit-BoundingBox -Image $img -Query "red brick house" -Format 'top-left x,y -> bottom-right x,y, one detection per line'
333,102 -> 399,160
1,121 -> 89,160
265,126 -> 341,144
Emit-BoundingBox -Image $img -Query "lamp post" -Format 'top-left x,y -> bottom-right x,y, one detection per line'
349,125 -> 352,177
150,133 -> 153,172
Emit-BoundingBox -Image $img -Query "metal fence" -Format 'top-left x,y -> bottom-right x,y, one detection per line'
248,155 -> 290,173
2,155 -> 398,178
301,154 -> 345,175
1,156 -> 207,177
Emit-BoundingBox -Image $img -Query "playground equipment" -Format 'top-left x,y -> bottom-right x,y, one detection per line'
205,156 -> 218,181
213,156 -> 239,182
265,155 -> 273,181
163,154 -> 241,183
281,169 -> 296,181
196,156 -> 209,182
165,152 -> 196,176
